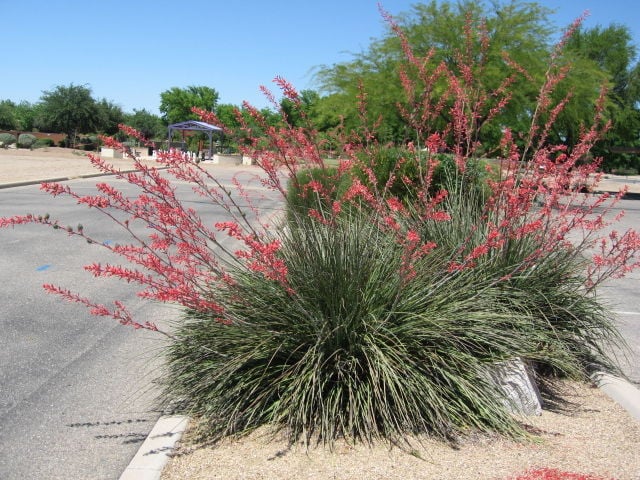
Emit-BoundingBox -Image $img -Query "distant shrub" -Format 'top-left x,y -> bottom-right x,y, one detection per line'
33,138 -> 55,148
0,133 -> 17,147
287,166 -> 352,219
77,135 -> 99,151
356,145 -> 426,199
353,146 -> 494,207
601,153 -> 640,174
612,167 -> 639,176
17,133 -> 37,149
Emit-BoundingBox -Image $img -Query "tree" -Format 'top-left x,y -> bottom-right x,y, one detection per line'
214,103 -> 241,130
95,99 -> 125,135
313,0 -> 638,160
14,101 -> 40,132
159,86 -> 219,125
280,89 -> 323,128
37,84 -> 99,147
315,0 -> 558,146
567,24 -> 640,172
124,108 -> 165,141
0,100 -> 18,130
568,25 -> 637,100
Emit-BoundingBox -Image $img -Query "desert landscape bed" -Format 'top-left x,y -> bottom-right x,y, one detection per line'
161,381 -> 640,480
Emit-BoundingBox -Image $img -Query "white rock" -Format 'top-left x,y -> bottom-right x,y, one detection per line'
488,358 -> 542,416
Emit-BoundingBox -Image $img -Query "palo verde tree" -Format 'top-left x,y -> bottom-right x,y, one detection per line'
315,0 -> 558,146
314,0 -> 638,160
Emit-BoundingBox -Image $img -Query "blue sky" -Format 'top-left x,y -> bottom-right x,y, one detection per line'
2,1 -> 639,115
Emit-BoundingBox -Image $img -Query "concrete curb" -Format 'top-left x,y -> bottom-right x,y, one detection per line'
119,415 -> 189,480
592,189 -> 640,200
0,169 -> 151,190
593,372 -> 640,422
0,176 -> 75,189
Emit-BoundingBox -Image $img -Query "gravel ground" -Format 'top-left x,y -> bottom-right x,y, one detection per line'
161,381 -> 640,480
0,147 -> 156,184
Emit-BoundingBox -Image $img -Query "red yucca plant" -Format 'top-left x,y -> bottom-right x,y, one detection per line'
1,9 -> 639,446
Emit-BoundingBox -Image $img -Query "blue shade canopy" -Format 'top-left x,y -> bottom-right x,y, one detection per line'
167,120 -> 224,159
168,120 -> 224,133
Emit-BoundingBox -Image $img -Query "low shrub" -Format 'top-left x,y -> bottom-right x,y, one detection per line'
355,145 -> 427,199
33,138 -> 55,148
612,167 -> 639,176
79,135 -> 100,151
429,154 -> 495,200
17,133 -> 37,149
165,212 -> 530,443
0,132 -> 17,147
288,148 -> 494,221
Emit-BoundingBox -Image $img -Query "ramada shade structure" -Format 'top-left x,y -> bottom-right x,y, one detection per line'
167,120 -> 224,160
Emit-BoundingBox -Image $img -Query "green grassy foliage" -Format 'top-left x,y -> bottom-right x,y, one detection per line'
164,213 -> 524,444
285,166 -> 351,219
163,186 -> 623,445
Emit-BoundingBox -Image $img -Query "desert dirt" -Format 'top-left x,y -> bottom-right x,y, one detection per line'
161,381 -> 640,480
0,146 -> 158,184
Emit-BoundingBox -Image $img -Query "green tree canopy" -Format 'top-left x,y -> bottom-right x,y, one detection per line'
159,86 -> 219,125
568,24 -> 637,102
214,103 -> 242,130
0,100 -> 18,130
315,0 -> 558,145
14,101 -> 40,132
566,24 -> 640,172
312,0 -> 639,169
215,103 -> 284,150
37,83 -> 100,146
124,108 -> 165,141
96,99 -> 125,136
280,89 -> 323,127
